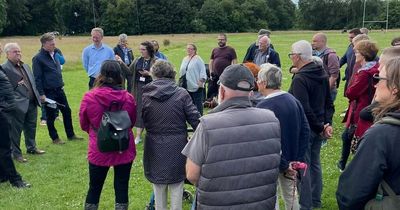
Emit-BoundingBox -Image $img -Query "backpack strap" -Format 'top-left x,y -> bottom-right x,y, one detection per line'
381,180 -> 398,196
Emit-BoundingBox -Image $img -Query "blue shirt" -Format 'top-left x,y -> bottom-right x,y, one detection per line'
82,43 -> 115,77
155,51 -> 167,60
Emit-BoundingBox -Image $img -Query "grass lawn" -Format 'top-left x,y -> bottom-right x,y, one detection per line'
0,30 -> 398,209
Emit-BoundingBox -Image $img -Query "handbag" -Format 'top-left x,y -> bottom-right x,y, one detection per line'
178,55 -> 194,89
96,101 -> 132,153
364,180 -> 400,210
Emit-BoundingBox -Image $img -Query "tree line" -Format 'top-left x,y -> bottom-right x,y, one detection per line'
0,0 -> 399,36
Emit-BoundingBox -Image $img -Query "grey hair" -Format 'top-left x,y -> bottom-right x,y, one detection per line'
352,34 -> 370,46
4,43 -> 20,53
312,56 -> 323,66
119,33 -> 128,41
292,40 -> 313,61
150,60 -> 176,79
91,27 -> 104,36
258,63 -> 282,90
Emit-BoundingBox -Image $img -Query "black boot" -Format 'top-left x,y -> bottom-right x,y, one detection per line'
115,203 -> 128,210
84,203 -> 98,210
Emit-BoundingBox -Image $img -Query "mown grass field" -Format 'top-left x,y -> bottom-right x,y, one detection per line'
0,30 -> 398,210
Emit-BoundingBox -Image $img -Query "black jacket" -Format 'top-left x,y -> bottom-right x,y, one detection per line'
336,111 -> 400,210
114,44 -> 134,66
243,42 -> 275,63
32,48 -> 64,95
288,62 -> 334,134
0,67 -> 16,113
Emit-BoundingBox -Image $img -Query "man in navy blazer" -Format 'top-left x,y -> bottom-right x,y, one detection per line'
1,42 -> 45,163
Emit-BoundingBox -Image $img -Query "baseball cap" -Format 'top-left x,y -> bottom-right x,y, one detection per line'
218,64 -> 255,91
258,29 -> 271,36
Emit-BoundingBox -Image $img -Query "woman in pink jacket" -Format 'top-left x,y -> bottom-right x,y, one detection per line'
79,60 -> 136,210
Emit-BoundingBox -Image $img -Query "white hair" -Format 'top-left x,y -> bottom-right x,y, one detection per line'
4,43 -> 20,53
292,40 -> 313,61
258,63 -> 282,89
119,33 -> 128,41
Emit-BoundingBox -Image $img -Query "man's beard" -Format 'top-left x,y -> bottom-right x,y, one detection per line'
218,42 -> 226,47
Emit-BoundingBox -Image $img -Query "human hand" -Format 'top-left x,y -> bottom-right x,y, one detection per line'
40,95 -> 46,103
139,70 -> 150,76
323,124 -> 333,138
290,67 -> 299,74
115,55 -> 122,62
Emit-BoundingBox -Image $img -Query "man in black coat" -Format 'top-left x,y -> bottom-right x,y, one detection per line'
0,45 -> 31,188
1,43 -> 45,163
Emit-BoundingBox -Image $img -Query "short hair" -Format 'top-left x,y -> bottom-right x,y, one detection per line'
258,29 -> 271,36
292,40 -> 313,61
150,60 -> 176,79
40,32 -> 55,45
380,46 -> 400,65
141,41 -> 155,58
360,27 -> 369,34
259,36 -> 270,45
314,33 -> 327,43
218,33 -> 227,40
391,37 -> 400,46
258,63 -> 282,90
352,34 -> 370,46
94,60 -> 124,88
119,33 -> 128,41
354,40 -> 379,62
91,27 -> 104,36
349,28 -> 362,35
4,43 -> 20,53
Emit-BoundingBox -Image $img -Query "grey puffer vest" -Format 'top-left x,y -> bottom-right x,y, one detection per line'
196,106 -> 281,210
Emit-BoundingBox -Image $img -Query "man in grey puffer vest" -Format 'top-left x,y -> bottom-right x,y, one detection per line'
182,64 -> 281,210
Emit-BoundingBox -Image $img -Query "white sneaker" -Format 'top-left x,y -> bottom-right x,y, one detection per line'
135,137 -> 141,145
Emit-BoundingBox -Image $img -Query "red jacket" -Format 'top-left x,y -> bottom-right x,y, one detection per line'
344,62 -> 379,137
79,86 -> 137,166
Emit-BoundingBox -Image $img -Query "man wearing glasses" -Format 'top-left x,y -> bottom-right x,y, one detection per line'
288,40 -> 334,210
82,27 -> 115,89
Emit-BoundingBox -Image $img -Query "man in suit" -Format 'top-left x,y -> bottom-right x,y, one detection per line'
1,43 -> 45,163
0,44 -> 31,188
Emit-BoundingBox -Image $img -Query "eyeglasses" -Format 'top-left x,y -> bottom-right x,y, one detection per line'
139,48 -> 147,51
373,73 -> 388,83
288,53 -> 301,58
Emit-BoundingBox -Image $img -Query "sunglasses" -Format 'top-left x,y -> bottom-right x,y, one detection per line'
373,73 -> 388,83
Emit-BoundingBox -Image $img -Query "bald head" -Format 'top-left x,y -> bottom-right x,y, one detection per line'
312,33 -> 327,51
258,36 -> 270,51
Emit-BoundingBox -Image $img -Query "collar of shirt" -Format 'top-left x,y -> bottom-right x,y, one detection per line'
265,90 -> 286,99
91,43 -> 104,50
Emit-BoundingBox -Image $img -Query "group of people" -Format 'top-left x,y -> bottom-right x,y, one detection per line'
1,27 -> 400,210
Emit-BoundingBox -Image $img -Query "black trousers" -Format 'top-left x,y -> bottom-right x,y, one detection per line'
339,126 -> 355,168
88,77 -> 96,90
206,74 -> 219,100
0,111 -> 22,184
44,88 -> 75,140
85,161 -> 133,204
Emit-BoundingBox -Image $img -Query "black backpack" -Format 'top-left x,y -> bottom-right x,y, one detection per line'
96,101 -> 132,153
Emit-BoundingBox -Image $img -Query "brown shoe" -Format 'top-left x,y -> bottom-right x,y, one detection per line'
15,156 -> 28,163
52,138 -> 65,144
27,149 -> 46,155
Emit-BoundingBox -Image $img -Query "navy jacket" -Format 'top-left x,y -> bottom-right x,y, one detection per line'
32,48 -> 64,95
257,93 -> 310,171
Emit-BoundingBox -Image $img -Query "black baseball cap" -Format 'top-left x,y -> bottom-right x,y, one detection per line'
218,64 -> 254,91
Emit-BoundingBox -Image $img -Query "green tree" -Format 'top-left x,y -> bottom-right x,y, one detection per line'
54,0 -> 93,35
0,0 -> 6,34
2,0 -> 31,35
266,0 -> 296,30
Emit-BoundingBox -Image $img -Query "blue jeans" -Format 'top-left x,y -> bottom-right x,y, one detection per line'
299,131 -> 323,209
189,88 -> 204,116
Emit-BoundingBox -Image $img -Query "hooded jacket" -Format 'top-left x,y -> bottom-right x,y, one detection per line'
289,62 -> 334,134
337,111 -> 400,209
142,79 -> 200,184
79,86 -> 137,166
